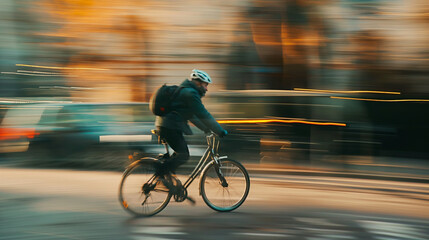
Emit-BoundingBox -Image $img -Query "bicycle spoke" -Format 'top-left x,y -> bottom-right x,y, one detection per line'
141,194 -> 150,205
119,160 -> 171,216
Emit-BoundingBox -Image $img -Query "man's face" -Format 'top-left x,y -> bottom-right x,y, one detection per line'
194,80 -> 209,96
200,82 -> 208,92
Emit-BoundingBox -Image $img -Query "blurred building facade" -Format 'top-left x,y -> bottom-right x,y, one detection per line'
1,0 -> 429,162
0,0 -> 428,102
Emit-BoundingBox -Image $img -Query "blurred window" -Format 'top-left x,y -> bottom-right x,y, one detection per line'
1,107 -> 44,127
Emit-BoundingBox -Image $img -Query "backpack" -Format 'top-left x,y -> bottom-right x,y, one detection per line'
149,84 -> 183,116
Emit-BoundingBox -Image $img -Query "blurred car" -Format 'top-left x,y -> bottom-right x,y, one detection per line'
1,102 -> 159,168
0,103 -> 42,154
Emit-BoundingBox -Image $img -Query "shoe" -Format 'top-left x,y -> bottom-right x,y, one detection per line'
160,174 -> 182,195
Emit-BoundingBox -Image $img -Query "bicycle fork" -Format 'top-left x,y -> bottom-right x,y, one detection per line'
214,157 -> 228,187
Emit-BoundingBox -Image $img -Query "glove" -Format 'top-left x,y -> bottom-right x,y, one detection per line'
219,129 -> 228,138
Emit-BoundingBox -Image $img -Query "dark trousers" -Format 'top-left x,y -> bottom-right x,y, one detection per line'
158,127 -> 190,172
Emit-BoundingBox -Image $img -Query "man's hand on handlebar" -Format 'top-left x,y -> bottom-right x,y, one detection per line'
219,129 -> 228,138
204,129 -> 227,137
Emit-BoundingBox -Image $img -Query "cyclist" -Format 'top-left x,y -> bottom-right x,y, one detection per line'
154,69 -> 228,176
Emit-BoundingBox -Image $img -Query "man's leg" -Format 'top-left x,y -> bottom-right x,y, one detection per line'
159,127 -> 190,173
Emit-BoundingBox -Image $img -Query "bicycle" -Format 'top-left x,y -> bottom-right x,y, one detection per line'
118,130 -> 250,217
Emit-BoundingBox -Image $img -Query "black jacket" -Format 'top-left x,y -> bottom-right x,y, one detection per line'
155,79 -> 225,135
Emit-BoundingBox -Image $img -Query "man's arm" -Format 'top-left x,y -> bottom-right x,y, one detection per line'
186,93 -> 225,136
189,115 -> 210,133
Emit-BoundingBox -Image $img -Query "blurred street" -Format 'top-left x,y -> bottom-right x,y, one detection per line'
1,0 -> 429,239
1,165 -> 428,240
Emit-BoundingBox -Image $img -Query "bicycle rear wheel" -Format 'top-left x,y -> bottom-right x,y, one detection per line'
119,158 -> 171,216
200,158 -> 250,212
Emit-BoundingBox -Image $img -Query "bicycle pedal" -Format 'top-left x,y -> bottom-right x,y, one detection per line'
186,196 -> 196,205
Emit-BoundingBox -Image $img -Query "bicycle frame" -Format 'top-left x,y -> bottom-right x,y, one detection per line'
120,131 -> 249,216
136,133 -> 227,194
181,134 -> 227,190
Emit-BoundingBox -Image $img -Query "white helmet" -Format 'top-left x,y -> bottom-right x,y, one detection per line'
190,69 -> 212,84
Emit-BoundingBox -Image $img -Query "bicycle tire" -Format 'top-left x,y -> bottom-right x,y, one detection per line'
200,158 -> 250,212
119,158 -> 171,217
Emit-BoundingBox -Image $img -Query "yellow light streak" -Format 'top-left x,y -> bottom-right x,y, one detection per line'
330,96 -> 429,102
18,70 -> 62,75
217,119 -> 346,127
294,88 -> 401,95
16,64 -> 108,71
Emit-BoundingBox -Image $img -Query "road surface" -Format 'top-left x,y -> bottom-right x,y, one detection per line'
0,167 -> 428,240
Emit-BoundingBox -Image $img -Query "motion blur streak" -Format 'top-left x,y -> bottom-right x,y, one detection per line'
16,64 -> 109,71
331,96 -> 429,102
294,88 -> 401,95
1,72 -> 65,77
17,70 -> 62,75
217,119 -> 346,127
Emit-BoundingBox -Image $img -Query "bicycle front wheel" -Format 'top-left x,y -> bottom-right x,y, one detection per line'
119,158 -> 171,217
200,158 -> 250,212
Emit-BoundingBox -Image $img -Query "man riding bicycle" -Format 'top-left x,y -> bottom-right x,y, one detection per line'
119,71 -> 249,215
154,69 -> 228,175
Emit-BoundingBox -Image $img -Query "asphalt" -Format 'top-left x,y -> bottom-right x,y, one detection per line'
244,156 -> 429,183
1,153 -> 428,183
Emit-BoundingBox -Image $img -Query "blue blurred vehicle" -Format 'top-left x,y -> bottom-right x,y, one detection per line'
1,102 -> 158,168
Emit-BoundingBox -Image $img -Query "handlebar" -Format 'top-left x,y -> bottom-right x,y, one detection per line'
206,132 -> 220,155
